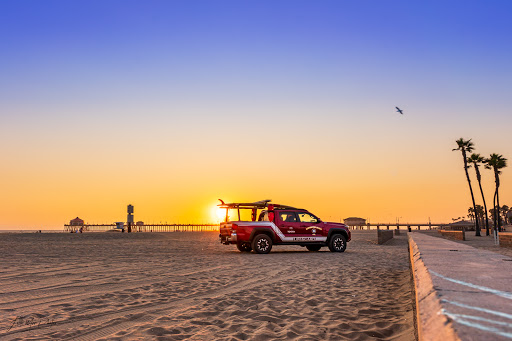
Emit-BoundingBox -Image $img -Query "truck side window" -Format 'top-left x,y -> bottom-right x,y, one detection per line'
279,212 -> 298,222
259,211 -> 269,221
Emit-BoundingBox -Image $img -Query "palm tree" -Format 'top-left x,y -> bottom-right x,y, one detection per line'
468,154 -> 490,235
501,205 -> 510,224
475,204 -> 485,227
468,205 -> 485,226
453,138 -> 480,236
490,205 -> 510,227
485,154 -> 507,233
467,207 -> 475,222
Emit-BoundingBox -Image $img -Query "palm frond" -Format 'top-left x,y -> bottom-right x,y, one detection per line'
453,138 -> 473,152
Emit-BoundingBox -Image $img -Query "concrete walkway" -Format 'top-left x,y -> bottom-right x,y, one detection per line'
418,230 -> 512,258
409,232 -> 512,341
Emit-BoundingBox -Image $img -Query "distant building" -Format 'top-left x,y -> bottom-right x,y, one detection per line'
344,217 -> 366,228
70,217 -> 84,226
440,220 -> 475,231
135,221 -> 145,232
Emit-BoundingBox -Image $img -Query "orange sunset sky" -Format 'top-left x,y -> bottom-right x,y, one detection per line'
1,1 -> 511,229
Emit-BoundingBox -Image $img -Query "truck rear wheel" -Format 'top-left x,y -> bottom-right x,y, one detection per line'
306,245 -> 322,252
236,242 -> 252,252
328,234 -> 347,252
251,234 -> 272,254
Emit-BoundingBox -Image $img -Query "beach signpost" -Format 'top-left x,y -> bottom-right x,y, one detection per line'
115,222 -> 124,232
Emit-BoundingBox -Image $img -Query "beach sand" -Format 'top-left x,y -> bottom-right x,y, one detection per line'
0,231 -> 415,340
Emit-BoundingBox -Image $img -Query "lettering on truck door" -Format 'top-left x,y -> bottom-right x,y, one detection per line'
297,212 -> 323,237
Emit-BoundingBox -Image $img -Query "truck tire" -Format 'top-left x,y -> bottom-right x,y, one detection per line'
328,234 -> 347,252
252,234 -> 272,254
236,242 -> 252,252
306,245 -> 322,252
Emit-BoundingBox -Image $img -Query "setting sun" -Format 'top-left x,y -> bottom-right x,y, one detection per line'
212,205 -> 228,223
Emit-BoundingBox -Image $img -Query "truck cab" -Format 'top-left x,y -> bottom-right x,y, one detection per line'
219,200 -> 351,254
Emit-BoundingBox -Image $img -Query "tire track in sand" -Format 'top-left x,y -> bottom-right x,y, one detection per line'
0,265 -> 314,340
0,264 -> 233,311
0,262 -> 208,295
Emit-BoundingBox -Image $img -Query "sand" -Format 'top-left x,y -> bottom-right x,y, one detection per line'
0,231 -> 415,340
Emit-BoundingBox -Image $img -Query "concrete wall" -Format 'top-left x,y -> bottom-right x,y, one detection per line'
408,233 -> 512,340
438,229 -> 465,241
377,230 -> 393,244
408,235 -> 461,341
500,232 -> 512,247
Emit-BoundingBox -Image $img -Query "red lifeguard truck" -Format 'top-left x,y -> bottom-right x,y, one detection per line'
218,200 -> 351,254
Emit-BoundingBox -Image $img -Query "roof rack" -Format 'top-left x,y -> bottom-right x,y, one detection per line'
217,199 -> 299,210
273,205 -> 302,210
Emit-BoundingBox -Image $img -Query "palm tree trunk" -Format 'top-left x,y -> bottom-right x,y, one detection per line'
497,183 -> 502,233
463,155 -> 480,236
493,190 -> 497,234
477,177 -> 490,236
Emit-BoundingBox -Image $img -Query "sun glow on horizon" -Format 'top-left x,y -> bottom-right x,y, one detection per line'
212,206 -> 226,223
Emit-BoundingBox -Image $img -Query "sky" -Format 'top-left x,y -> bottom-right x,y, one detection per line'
1,0 -> 511,229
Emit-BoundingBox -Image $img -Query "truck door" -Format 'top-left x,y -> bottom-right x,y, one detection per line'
276,211 -> 300,237
297,212 -> 323,237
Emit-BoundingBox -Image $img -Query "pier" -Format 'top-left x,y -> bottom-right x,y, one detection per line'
64,223 -> 219,233
65,222 -> 465,232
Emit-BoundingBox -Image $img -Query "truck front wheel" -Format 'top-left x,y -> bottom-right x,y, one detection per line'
252,234 -> 272,254
328,234 -> 347,252
236,242 -> 252,252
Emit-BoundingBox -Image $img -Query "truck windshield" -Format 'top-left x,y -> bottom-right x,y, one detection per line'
297,212 -> 319,223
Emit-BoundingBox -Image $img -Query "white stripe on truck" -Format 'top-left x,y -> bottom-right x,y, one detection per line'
237,222 -> 328,243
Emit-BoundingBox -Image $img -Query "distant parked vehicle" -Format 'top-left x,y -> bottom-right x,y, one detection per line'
218,200 -> 351,254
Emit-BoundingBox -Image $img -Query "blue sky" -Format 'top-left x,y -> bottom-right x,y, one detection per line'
2,1 -> 511,109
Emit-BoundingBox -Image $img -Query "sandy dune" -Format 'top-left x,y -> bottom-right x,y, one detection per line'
0,231 -> 415,340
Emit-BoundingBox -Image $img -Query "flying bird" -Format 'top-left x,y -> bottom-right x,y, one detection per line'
396,107 -> 404,115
